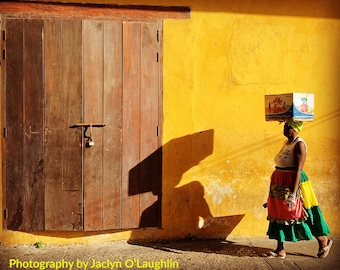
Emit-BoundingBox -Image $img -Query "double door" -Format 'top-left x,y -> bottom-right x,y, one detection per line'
2,17 -> 162,231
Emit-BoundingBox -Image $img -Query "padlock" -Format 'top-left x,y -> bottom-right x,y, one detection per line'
88,139 -> 94,146
86,138 -> 94,148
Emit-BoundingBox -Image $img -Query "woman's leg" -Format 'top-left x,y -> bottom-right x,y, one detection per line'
316,235 -> 333,258
276,241 -> 286,257
316,235 -> 328,250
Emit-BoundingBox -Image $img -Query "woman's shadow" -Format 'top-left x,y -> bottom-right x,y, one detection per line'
128,129 -> 244,240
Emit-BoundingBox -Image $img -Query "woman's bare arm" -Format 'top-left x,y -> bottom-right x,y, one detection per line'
293,141 -> 307,194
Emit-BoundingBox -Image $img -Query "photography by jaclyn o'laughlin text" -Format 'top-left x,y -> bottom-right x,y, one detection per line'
9,258 -> 180,270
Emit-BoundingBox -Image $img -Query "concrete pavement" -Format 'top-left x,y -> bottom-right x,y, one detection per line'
233,237 -> 340,269
0,237 -> 339,270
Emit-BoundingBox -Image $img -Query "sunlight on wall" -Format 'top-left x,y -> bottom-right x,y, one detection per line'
1,0 -> 339,245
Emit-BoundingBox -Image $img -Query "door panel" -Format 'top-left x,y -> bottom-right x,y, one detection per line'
22,19 -> 45,231
60,20 -> 83,230
83,20 -> 105,230
139,22 -> 161,227
44,19 -> 64,230
5,19 -> 45,231
4,17 -> 161,231
121,21 -> 161,228
102,21 -> 123,230
82,20 -> 125,230
44,19 -> 83,231
5,18 -> 25,231
82,20 -> 161,230
122,22 -> 142,229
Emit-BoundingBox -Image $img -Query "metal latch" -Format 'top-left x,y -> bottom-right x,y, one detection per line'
69,123 -> 105,148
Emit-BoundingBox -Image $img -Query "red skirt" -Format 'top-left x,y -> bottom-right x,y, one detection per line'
267,169 -> 307,224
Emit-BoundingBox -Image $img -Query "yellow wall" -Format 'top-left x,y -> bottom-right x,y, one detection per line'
1,0 -> 340,245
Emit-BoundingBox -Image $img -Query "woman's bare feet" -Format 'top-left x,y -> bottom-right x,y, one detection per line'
265,250 -> 286,259
277,250 -> 286,259
317,239 -> 333,258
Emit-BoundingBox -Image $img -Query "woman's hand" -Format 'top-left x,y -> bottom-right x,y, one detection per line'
285,193 -> 296,211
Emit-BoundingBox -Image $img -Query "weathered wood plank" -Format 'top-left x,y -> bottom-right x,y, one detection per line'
44,19 -> 64,230
5,18 -> 24,231
0,15 -> 6,230
61,20 -> 83,231
139,21 -> 161,227
22,19 -> 44,231
102,21 -> 123,229
156,21 -> 163,228
122,22 -> 142,229
83,20 -> 104,231
44,19 -> 83,231
0,2 -> 191,20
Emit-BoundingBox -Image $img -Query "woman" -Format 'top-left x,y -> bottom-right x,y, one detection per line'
266,121 -> 332,259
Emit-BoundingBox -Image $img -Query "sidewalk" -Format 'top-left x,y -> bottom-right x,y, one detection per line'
0,237 -> 339,270
233,237 -> 340,270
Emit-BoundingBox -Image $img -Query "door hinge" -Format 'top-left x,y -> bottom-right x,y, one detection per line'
4,208 -> 8,219
1,30 -> 5,62
156,126 -> 159,136
156,30 -> 160,62
3,127 -> 7,138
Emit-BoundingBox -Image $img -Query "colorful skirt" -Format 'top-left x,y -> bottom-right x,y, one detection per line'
267,169 -> 330,242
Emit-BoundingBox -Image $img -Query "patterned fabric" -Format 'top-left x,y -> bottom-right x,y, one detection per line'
286,121 -> 303,132
267,169 -> 330,242
267,170 -> 308,225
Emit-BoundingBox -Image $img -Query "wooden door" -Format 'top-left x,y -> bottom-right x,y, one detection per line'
2,17 -> 162,231
4,18 -> 45,231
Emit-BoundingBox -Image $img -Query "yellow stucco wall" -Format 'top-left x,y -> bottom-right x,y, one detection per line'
1,0 -> 339,245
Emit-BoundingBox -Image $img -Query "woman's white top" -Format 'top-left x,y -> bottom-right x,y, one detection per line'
274,137 -> 306,168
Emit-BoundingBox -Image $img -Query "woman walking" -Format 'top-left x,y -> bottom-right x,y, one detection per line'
266,121 -> 332,258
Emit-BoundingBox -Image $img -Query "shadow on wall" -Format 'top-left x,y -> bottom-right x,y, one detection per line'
129,129 -> 244,241
29,130 -> 243,240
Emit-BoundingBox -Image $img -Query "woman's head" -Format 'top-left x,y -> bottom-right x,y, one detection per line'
284,121 -> 303,137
